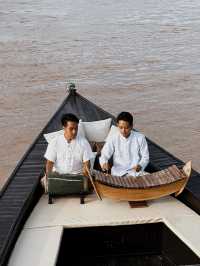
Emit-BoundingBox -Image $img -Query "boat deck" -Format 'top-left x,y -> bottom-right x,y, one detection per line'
0,90 -> 200,265
8,194 -> 200,266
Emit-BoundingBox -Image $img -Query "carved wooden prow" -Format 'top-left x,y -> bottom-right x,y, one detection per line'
175,161 -> 192,197
183,160 -> 192,178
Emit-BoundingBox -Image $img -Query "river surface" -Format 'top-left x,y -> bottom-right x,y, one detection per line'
0,0 -> 200,187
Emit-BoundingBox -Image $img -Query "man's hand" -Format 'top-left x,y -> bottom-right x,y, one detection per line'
82,167 -> 88,176
133,164 -> 142,172
101,162 -> 110,172
46,160 -> 54,176
83,161 -> 90,176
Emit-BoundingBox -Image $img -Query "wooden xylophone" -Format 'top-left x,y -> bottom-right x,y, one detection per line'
91,162 -> 191,202
92,165 -> 186,189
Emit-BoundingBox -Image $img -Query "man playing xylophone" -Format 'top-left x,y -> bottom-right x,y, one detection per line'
100,112 -> 149,177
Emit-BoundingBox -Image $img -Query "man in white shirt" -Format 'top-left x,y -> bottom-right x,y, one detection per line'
42,114 -> 94,196
44,113 -> 93,176
99,112 -> 149,177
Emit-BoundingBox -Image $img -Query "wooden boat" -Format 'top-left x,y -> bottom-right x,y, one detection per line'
0,84 -> 200,266
92,161 -> 192,202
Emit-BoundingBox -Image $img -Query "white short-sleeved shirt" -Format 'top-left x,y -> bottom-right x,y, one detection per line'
99,130 -> 149,177
44,134 -> 93,174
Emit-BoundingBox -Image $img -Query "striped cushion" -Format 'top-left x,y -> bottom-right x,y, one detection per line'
92,165 -> 186,189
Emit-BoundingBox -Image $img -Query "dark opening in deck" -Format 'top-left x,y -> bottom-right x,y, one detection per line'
57,223 -> 200,266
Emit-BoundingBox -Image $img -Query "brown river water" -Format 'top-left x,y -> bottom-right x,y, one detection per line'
0,0 -> 200,188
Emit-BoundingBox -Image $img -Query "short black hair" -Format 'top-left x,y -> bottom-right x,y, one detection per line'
61,113 -> 79,127
116,112 -> 133,126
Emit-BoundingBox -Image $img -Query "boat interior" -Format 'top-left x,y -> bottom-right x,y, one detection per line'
1,87 -> 200,265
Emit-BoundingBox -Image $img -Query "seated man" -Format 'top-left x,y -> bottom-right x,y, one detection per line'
43,113 -> 93,194
99,112 -> 149,177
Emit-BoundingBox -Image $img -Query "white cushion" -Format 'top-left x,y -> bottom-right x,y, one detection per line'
44,129 -> 63,143
44,120 -> 85,144
82,118 -> 112,142
77,120 -> 85,137
105,125 -> 119,142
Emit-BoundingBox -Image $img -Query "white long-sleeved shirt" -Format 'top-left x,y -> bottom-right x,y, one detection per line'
44,135 -> 93,174
99,130 -> 149,177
